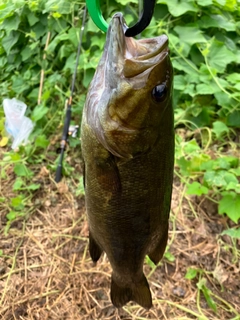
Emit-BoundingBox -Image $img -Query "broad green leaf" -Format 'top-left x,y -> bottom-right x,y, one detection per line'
199,15 -> 236,31
186,182 -> 209,196
185,268 -> 198,280
207,40 -> 236,73
11,196 -> 24,209
115,0 -> 137,4
219,194 -> 240,223
21,47 -> 33,61
204,170 -> 238,188
27,12 -> 39,26
0,3 -> 15,21
25,183 -> 41,190
196,82 -> 220,95
83,68 -> 95,88
158,0 -> 198,16
196,0 -> 213,4
212,121 -> 229,138
14,163 -> 33,177
35,135 -> 49,148
31,104 -> 48,122
226,182 -> 240,193
6,211 -> 17,221
164,251 -> 175,262
227,73 -> 240,83
2,31 -> 20,55
214,0 -> 227,5
227,110 -> 240,127
13,178 -> 23,191
44,0 -> 71,14
221,228 -> 240,239
183,139 -> 200,153
0,15 -> 20,35
174,26 -> 207,46
174,75 -> 187,90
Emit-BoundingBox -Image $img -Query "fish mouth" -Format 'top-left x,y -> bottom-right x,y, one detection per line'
107,13 -> 169,79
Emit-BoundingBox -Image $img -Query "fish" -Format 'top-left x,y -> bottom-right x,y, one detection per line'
80,12 -> 174,309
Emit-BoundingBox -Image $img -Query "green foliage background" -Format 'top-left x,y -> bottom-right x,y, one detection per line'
0,0 -> 240,226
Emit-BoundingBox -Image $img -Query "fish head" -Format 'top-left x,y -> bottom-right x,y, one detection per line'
85,13 -> 173,157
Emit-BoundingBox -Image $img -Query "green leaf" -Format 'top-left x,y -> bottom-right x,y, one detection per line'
164,251 -> 175,262
145,255 -> 156,269
219,194 -> 240,223
221,228 -> 240,239
6,211 -> 17,221
27,12 -> 39,26
25,183 -> 41,190
212,121 -> 229,139
174,26 -> 207,46
196,0 -> 213,4
44,0 -> 71,14
158,0 -> 198,16
14,163 -> 33,178
197,278 -> 217,312
199,15 -> 236,31
13,178 -> 24,191
185,267 -> 198,280
35,135 -> 49,148
174,75 -> 187,90
2,31 -> 20,55
21,47 -> 33,61
207,40 -> 236,73
196,82 -> 220,95
11,196 -> 24,209
31,104 -> 48,122
0,3 -> 15,21
0,15 -> 21,35
227,73 -> 240,83
76,176 -> 85,196
186,182 -> 209,196
227,110 -> 240,127
83,68 -> 95,88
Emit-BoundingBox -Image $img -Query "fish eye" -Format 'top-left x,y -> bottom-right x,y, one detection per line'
152,84 -> 167,103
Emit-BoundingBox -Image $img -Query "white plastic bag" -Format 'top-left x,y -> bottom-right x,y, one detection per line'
3,98 -> 34,149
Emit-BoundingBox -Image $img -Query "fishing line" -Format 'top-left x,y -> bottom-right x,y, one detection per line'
55,6 -> 87,183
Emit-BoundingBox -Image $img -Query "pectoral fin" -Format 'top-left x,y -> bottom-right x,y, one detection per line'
95,153 -> 121,194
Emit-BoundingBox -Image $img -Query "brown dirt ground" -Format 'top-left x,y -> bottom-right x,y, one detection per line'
0,154 -> 240,320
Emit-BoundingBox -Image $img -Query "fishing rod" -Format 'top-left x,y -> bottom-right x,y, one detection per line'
55,6 -> 87,183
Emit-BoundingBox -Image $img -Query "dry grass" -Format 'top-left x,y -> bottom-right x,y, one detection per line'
0,167 -> 240,320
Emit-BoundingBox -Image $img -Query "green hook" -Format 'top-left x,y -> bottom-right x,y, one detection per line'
86,0 -> 108,33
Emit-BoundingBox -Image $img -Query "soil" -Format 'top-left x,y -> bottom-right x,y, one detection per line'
0,155 -> 240,320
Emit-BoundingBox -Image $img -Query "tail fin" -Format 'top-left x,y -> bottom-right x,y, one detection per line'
110,274 -> 152,309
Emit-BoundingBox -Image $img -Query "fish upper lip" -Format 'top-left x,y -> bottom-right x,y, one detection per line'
109,13 -> 168,61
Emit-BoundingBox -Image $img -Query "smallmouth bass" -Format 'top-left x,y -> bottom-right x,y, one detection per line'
81,13 -> 174,309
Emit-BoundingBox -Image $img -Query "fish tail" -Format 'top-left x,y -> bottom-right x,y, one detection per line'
110,274 -> 152,309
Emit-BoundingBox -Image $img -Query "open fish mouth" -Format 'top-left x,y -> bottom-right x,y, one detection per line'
107,13 -> 169,79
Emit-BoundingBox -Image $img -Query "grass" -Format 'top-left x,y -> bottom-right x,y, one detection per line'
0,152 -> 239,319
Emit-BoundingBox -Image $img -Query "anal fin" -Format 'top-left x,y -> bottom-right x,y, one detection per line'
148,226 -> 168,265
89,232 -> 103,263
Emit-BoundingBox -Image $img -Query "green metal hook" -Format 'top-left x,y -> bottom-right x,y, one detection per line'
86,0 -> 156,36
86,0 -> 108,33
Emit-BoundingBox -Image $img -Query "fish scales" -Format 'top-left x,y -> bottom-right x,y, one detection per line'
81,12 -> 174,309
